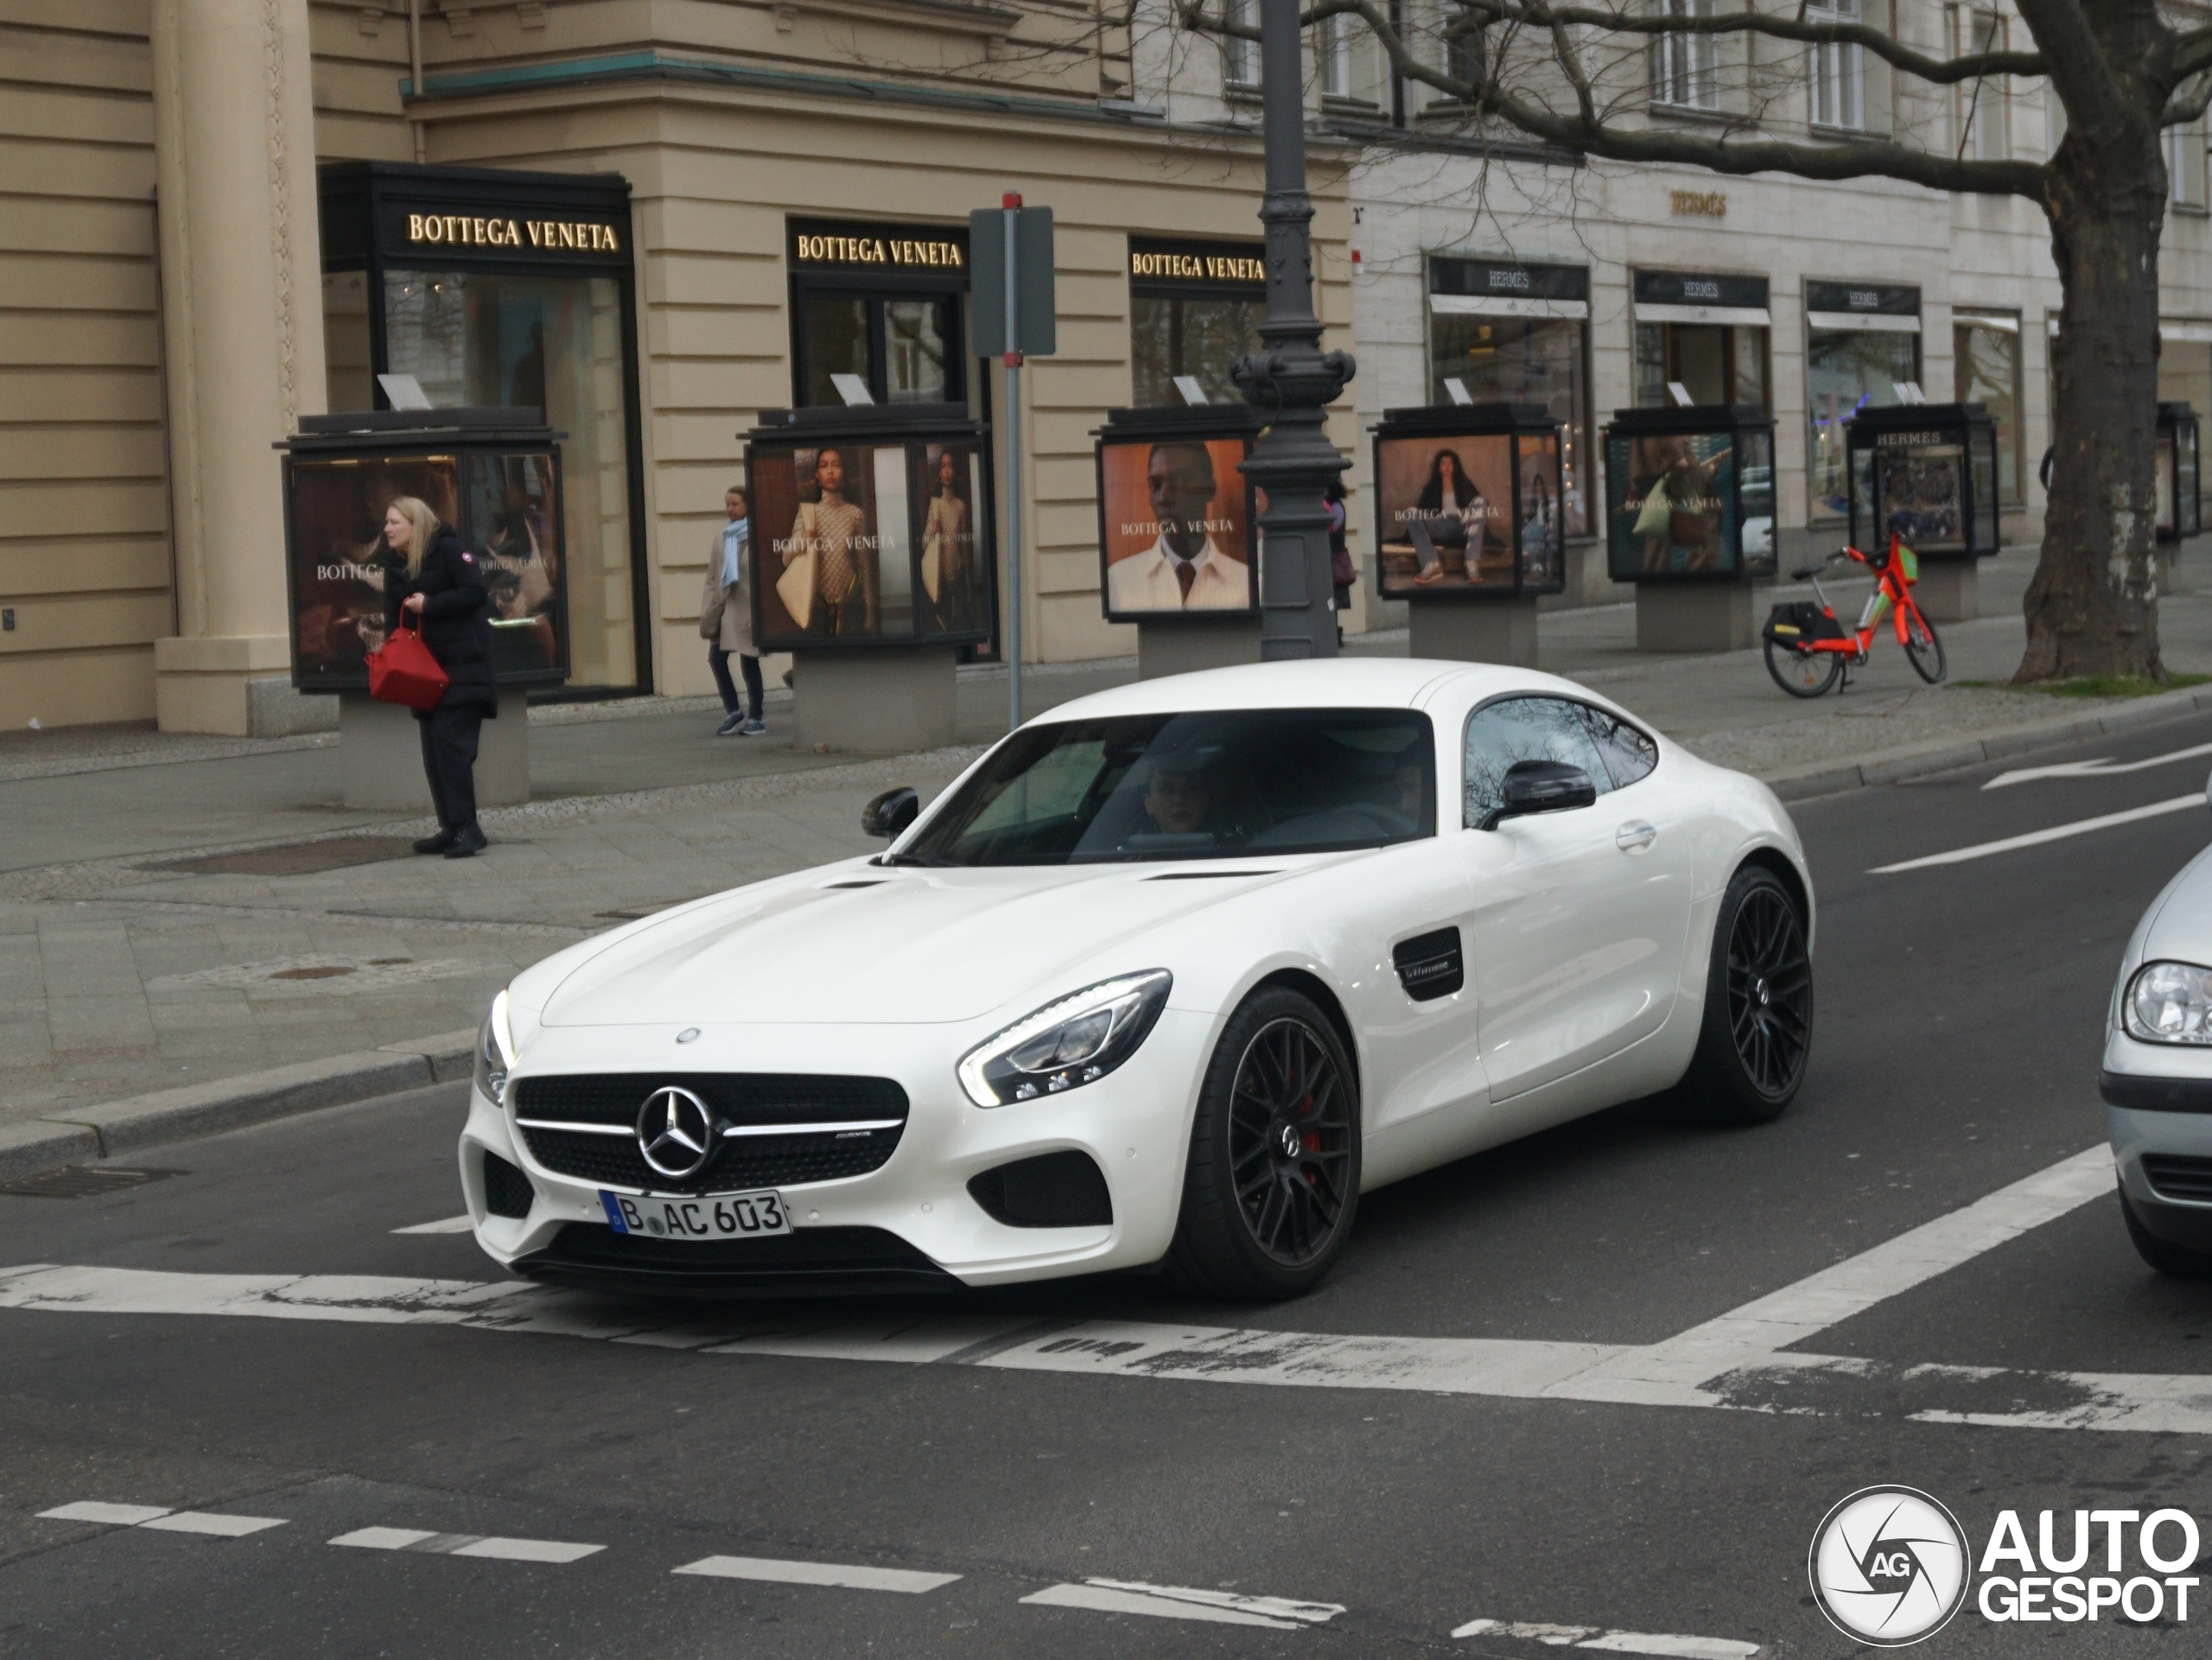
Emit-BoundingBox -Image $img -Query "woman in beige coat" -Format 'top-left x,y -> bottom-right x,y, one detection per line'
700,484 -> 764,735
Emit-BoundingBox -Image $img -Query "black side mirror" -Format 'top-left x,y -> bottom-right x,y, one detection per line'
1480,760 -> 1598,831
861,785 -> 918,839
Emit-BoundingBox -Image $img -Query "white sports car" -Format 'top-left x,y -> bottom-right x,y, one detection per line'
458,660 -> 1815,1300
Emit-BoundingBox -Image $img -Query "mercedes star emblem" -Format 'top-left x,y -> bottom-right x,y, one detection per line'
636,1085 -> 715,1180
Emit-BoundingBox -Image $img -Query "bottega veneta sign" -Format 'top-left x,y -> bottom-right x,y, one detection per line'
405,213 -> 622,252
1128,237 -> 1268,291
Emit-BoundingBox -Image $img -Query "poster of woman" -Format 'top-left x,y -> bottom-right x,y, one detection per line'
284,456 -> 461,690
462,452 -> 566,673
1618,433 -> 1735,574
751,443 -> 887,647
915,442 -> 992,638
1373,434 -> 1515,597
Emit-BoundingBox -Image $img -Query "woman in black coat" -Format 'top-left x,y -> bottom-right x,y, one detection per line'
380,495 -> 496,858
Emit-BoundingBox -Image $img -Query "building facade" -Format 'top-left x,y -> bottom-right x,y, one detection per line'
3,0 -> 1357,733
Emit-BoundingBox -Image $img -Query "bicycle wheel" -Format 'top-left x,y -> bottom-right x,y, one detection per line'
1764,639 -> 1843,698
1903,606 -> 1946,684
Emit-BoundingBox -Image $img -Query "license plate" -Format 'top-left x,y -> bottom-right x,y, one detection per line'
599,1188 -> 791,1240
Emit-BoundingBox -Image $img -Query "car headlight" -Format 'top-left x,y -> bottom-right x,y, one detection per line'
957,970 -> 1172,1108
474,989 -> 518,1101
2125,961 -> 2212,1044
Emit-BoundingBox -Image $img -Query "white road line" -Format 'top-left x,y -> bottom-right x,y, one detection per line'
1021,1580 -> 1344,1630
673,1555 -> 961,1593
139,1512 -> 286,1536
1871,794 -> 2202,872
1452,1620 -> 1758,1657
1984,740 -> 2212,790
0,1144 -> 2181,1431
391,1216 -> 475,1235
328,1526 -> 600,1561
39,1502 -> 172,1525
37,1501 -> 283,1536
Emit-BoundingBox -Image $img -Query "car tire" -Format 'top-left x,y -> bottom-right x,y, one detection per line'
1162,986 -> 1362,1301
2120,1185 -> 2212,1278
1672,863 -> 1813,1127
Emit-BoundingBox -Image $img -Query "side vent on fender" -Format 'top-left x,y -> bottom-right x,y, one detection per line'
1393,927 -> 1464,1002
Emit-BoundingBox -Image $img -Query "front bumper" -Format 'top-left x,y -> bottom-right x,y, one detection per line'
458,1008 -> 1215,1290
2101,1030 -> 2212,1252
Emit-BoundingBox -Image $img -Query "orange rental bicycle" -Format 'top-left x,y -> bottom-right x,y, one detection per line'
1761,535 -> 1946,698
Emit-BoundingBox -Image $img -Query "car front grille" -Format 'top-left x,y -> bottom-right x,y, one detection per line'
513,1223 -> 955,1298
2142,1154 -> 2212,1205
512,1072 -> 908,1196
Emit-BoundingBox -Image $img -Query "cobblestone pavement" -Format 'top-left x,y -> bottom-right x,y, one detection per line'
3,545 -> 2204,1127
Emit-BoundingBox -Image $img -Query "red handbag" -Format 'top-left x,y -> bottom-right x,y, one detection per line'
367,620 -> 449,712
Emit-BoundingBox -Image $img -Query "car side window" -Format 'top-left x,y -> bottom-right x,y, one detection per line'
1578,706 -> 1659,791
1462,697 -> 1615,829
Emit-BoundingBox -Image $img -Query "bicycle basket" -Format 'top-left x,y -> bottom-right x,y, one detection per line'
1764,601 -> 1846,646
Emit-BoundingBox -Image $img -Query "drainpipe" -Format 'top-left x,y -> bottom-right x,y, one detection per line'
408,0 -> 426,162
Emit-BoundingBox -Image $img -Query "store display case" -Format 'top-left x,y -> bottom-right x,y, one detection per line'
1603,405 -> 1777,582
744,404 -> 996,652
278,408 -> 569,693
1370,403 -> 1567,601
1845,402 -> 2002,560
2158,402 -> 2201,543
1093,406 -> 1262,623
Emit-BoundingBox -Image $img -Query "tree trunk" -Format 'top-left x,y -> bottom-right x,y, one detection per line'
2018,130 -> 2167,682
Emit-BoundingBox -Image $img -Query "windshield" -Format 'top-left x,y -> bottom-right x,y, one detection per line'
899,709 -> 1436,867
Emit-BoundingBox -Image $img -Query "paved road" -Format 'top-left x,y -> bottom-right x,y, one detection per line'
7,716 -> 2212,1657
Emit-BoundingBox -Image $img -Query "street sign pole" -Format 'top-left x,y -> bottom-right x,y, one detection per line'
1002,191 -> 1024,731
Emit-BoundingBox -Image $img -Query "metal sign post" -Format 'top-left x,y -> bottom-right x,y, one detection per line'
970,198 -> 1056,732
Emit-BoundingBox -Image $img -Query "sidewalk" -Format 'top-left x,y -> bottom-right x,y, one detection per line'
2,547 -> 2206,1148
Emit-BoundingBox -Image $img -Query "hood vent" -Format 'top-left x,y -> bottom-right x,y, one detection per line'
1393,927 -> 1464,1002
1141,869 -> 1281,881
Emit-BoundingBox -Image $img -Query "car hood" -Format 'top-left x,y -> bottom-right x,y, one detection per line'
536,861 -> 1303,1027
2139,839 -> 2212,965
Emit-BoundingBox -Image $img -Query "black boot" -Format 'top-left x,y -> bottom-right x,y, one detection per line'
443,824 -> 488,859
414,828 -> 457,855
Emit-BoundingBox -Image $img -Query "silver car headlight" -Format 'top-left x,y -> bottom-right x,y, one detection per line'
474,989 -> 518,1101
957,970 -> 1173,1107
2125,961 -> 2212,1044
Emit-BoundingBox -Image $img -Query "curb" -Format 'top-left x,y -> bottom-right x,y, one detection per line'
0,1029 -> 476,1184
8,680 -> 2212,1186
1752,683 -> 2212,803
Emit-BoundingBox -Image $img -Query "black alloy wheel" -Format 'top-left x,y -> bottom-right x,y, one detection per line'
1164,987 -> 1361,1300
1675,864 -> 1814,1125
1903,607 -> 1947,684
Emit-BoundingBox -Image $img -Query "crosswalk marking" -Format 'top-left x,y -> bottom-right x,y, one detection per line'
38,1501 -> 283,1536
673,1555 -> 961,1593
330,1527 -> 602,1562
1021,1580 -> 1344,1630
1452,1619 -> 1759,1657
3,1145 -> 2182,1433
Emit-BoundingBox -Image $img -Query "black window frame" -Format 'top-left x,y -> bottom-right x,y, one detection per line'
788,219 -> 970,410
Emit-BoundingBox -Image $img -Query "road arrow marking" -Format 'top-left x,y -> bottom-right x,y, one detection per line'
1984,739 -> 2212,790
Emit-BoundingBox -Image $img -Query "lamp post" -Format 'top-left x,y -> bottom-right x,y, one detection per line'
1234,0 -> 1355,660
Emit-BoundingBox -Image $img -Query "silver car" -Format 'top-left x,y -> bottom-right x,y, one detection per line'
2103,785 -> 2212,1274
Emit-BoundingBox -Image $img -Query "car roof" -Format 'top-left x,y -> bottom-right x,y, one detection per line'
1033,658 -> 1608,723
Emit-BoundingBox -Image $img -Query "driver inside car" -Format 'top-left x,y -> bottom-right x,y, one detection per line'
1142,762 -> 1216,836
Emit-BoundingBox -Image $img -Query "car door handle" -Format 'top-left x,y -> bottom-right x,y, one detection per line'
1615,821 -> 1658,853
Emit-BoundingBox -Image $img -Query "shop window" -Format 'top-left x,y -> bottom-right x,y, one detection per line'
1807,330 -> 1919,519
382,268 -> 638,690
1634,323 -> 1768,410
1808,0 -> 1865,131
1955,311 -> 2024,503
1128,238 -> 1266,408
2171,117 -> 2209,212
787,219 -> 969,411
1433,277 -> 1592,539
1222,0 -> 1259,88
1652,0 -> 1719,112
